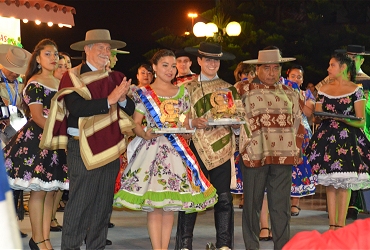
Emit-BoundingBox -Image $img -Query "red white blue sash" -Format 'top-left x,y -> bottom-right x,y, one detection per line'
135,85 -> 211,192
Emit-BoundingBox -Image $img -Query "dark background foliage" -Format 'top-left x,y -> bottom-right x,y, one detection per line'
19,0 -> 370,86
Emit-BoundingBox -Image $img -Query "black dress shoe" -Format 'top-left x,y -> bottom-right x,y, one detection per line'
20,231 -> 28,238
106,239 -> 112,245
108,222 -> 115,228
50,225 -> 62,232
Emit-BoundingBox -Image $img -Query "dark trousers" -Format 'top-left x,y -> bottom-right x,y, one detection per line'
175,142 -> 233,249
241,160 -> 291,250
61,139 -> 119,250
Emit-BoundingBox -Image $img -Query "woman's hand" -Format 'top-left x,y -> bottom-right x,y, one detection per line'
142,128 -> 161,140
191,118 -> 208,130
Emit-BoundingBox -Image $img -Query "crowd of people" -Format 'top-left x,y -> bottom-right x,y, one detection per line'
1,27 -> 370,250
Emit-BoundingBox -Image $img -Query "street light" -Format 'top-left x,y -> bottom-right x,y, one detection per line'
225,21 -> 241,36
193,22 -> 206,37
188,13 -> 198,27
193,21 -> 241,38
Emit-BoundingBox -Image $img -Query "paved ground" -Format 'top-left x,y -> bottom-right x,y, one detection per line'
18,191 -> 370,250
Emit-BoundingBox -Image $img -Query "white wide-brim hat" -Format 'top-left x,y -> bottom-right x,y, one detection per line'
70,29 -> 126,51
243,49 -> 295,64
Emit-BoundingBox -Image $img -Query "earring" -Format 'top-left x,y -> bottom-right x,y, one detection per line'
37,64 -> 41,69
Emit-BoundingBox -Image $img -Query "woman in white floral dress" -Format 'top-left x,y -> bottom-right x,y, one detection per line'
113,50 -> 217,250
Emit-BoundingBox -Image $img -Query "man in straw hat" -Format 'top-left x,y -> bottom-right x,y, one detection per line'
0,43 -> 31,240
40,29 -> 136,249
239,48 -> 305,249
0,44 -> 30,142
175,42 -> 245,250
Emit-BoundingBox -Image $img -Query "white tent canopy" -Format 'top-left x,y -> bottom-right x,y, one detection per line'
0,0 -> 75,27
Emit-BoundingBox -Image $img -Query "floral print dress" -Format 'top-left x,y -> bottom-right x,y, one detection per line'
4,82 -> 68,191
281,78 -> 317,197
306,87 -> 370,190
291,89 -> 317,197
113,85 -> 217,212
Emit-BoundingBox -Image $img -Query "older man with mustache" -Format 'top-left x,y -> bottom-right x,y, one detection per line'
41,29 -> 136,250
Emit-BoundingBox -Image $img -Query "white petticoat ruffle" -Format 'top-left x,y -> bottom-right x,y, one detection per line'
318,172 -> 370,190
8,177 -> 69,192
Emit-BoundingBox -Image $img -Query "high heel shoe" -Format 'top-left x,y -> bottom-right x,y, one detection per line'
291,205 -> 301,216
259,228 -> 272,241
50,218 -> 62,231
29,238 -> 45,250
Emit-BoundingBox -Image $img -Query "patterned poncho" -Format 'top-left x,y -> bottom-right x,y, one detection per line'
239,82 -> 305,167
185,78 -> 246,170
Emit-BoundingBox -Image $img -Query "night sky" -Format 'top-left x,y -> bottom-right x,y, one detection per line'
20,0 -> 216,80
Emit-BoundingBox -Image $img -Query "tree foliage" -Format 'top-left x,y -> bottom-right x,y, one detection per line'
143,0 -> 370,85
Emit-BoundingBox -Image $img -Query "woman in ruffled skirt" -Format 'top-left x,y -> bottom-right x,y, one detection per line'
306,53 -> 370,230
113,50 -> 217,249
4,39 -> 68,250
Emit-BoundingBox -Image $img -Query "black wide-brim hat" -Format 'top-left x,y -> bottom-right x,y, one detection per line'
174,49 -> 191,58
335,45 -> 370,56
184,42 -> 235,60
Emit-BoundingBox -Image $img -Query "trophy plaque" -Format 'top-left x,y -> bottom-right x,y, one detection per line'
152,100 -> 196,134
207,89 -> 244,126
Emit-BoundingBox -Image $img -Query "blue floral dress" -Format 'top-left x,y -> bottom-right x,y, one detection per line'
113,85 -> 217,212
4,82 -> 68,191
306,87 -> 370,190
281,78 -> 317,197
291,89 -> 317,197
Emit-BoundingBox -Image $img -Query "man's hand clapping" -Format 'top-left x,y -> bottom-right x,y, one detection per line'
108,77 -> 131,105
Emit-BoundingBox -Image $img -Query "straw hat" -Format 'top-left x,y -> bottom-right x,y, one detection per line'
111,49 -> 129,55
70,29 -> 126,51
243,49 -> 295,64
0,44 -> 31,75
335,45 -> 370,56
184,42 -> 235,60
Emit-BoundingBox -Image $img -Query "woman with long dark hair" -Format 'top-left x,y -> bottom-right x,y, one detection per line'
4,39 -> 68,250
306,53 -> 370,230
